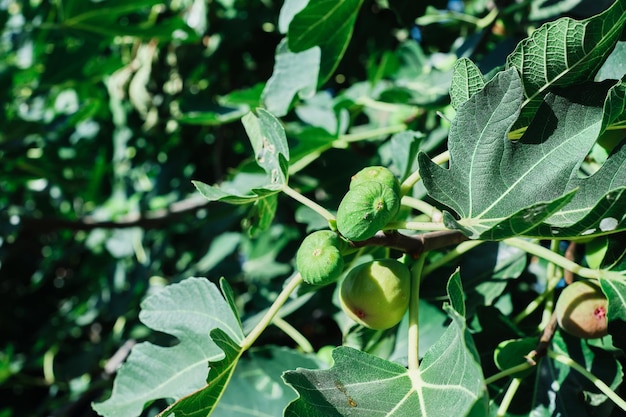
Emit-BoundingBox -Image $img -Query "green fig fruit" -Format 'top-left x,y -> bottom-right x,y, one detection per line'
296,230 -> 345,286
555,280 -> 608,339
339,259 -> 410,330
350,166 -> 401,196
336,182 -> 400,241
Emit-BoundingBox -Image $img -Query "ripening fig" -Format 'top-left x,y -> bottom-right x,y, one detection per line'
350,166 -> 401,196
339,259 -> 410,330
296,230 -> 345,286
555,280 -> 608,339
336,182 -> 400,241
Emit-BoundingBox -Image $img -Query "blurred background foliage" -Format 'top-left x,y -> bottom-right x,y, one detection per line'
0,0 -> 619,415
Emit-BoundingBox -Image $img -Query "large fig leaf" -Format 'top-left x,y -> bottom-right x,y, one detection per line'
506,0 -> 626,128
419,68 -> 625,240
92,278 -> 244,417
283,271 -> 486,417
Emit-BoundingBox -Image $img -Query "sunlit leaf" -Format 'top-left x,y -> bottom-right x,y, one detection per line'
283,272 -> 486,417
92,278 -> 244,417
212,346 -> 324,417
157,329 -> 243,417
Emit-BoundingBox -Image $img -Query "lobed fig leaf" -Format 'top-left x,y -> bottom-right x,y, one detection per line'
296,230 -> 345,286
555,280 -> 608,339
336,182 -> 400,241
350,166 -> 401,196
339,259 -> 410,330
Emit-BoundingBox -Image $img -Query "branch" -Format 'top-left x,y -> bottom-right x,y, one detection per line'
349,229 -> 469,257
20,195 -> 211,232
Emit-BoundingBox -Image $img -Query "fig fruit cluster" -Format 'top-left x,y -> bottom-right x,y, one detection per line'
339,259 -> 410,330
296,166 -> 409,330
336,166 -> 401,242
555,280 -> 608,339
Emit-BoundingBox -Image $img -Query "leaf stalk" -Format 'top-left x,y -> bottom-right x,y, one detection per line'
241,273 -> 304,350
408,256 -> 426,370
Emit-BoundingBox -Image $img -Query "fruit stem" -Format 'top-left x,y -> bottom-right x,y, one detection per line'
549,350 -> 626,412
496,378 -> 523,417
336,123 -> 408,144
484,362 -> 534,385
281,184 -> 335,222
504,238 -> 626,281
241,273 -> 304,350
400,150 -> 450,196
422,240 -> 483,276
400,196 -> 442,219
408,255 -> 426,370
272,316 -> 314,353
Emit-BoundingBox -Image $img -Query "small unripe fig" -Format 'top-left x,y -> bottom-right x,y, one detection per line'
296,230 -> 345,286
555,280 -> 608,339
350,166 -> 401,196
339,259 -> 410,330
336,182 -> 400,241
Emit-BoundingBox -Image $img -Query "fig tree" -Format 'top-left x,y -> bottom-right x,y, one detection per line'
339,259 -> 410,330
296,230 -> 345,286
555,280 -> 608,339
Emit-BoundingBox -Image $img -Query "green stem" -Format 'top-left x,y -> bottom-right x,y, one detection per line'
484,362 -> 534,385
272,316 -> 314,353
504,238 -> 626,280
422,240 -> 484,276
281,184 -> 335,223
400,196 -> 441,219
384,221 -> 449,232
241,273 -> 304,350
549,351 -> 626,412
400,150 -> 449,196
496,378 -> 523,417
512,282 -> 557,325
336,123 -> 407,145
287,124 -> 406,175
408,256 -> 426,370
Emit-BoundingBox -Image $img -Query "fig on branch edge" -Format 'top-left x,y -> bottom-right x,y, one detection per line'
555,280 -> 608,339
339,259 -> 410,330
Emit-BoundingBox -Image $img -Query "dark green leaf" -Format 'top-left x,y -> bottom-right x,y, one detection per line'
450,58 -> 485,110
506,0 -> 626,126
419,68 -> 620,240
288,0 -> 365,84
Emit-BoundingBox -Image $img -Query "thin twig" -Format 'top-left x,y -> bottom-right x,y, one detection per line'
20,195 -> 211,232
